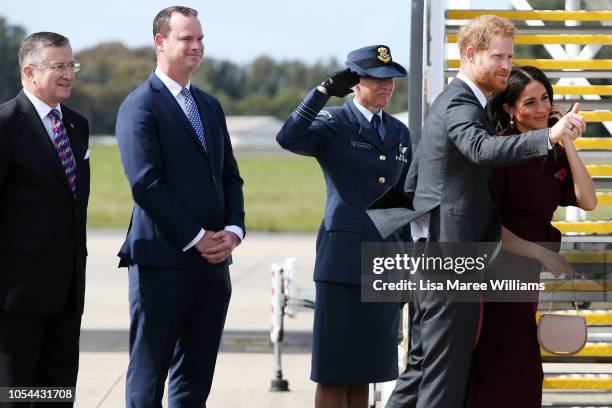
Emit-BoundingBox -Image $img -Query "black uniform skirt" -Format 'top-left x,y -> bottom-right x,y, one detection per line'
310,281 -> 400,384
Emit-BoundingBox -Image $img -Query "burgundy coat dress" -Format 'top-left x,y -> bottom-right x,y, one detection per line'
465,144 -> 577,408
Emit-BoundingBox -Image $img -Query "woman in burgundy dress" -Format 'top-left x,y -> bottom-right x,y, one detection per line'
465,66 -> 597,408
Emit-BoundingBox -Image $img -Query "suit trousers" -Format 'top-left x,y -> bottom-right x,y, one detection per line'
0,309 -> 81,408
387,290 -> 481,408
125,264 -> 231,408
386,209 -> 482,408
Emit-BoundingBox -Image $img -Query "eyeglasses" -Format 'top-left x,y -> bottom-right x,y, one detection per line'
30,62 -> 81,73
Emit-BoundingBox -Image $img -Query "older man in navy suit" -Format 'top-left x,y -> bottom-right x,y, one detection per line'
0,32 -> 89,404
116,6 -> 244,407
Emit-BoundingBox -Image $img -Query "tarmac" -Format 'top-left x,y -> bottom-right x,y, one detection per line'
77,230 -> 317,407
76,230 -> 612,407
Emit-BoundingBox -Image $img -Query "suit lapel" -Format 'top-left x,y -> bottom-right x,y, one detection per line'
382,112 -> 401,151
190,88 -> 219,172
62,109 -> 84,163
346,99 -> 385,152
62,107 -> 87,199
149,73 -> 209,156
450,78 -> 495,132
483,104 -> 496,133
16,92 -> 73,195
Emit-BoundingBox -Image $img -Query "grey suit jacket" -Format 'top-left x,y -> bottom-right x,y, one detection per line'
368,78 -> 549,242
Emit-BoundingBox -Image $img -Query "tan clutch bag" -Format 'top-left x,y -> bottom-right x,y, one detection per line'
537,273 -> 587,355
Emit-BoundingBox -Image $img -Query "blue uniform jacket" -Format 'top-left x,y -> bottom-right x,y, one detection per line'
116,72 -> 245,269
276,88 -> 412,285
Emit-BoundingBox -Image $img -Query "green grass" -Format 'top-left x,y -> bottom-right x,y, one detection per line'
87,144 -> 612,230
88,145 -> 133,228
88,145 -> 325,231
239,155 -> 325,231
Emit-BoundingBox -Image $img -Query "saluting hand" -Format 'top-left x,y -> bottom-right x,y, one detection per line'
320,68 -> 360,98
549,102 -> 586,144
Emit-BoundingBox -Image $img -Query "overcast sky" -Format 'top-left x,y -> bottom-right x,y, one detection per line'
4,0 -> 509,65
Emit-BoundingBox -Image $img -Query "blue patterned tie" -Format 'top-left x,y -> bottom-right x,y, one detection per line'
48,109 -> 77,196
180,87 -> 208,152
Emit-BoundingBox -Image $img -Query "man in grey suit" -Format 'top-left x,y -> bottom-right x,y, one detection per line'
368,15 -> 585,408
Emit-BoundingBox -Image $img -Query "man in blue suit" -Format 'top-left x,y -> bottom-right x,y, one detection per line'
276,45 -> 411,408
116,6 -> 245,407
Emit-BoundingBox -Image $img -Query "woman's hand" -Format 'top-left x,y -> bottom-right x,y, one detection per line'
549,103 -> 585,143
535,246 -> 573,277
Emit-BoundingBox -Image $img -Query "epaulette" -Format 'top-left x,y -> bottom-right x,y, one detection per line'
316,109 -> 335,122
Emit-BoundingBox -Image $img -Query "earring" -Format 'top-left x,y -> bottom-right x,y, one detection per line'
509,116 -> 515,129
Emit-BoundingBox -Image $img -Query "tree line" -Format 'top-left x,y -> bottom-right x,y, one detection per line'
0,17 -> 408,135
3,9 -> 609,135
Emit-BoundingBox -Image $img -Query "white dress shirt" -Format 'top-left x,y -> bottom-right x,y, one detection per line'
155,67 -> 191,115
154,67 -> 244,251
352,98 -> 385,137
456,73 -> 487,108
22,88 -> 63,142
22,88 -> 83,166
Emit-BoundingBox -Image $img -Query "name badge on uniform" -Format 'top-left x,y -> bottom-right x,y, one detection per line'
395,143 -> 409,163
351,140 -> 372,150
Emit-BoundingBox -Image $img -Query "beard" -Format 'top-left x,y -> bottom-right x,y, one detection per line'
473,67 -> 509,94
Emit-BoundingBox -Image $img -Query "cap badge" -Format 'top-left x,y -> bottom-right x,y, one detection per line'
377,47 -> 391,64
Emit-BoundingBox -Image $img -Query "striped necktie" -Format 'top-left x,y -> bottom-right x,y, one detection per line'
48,109 -> 77,196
